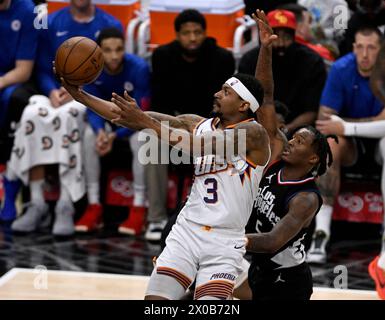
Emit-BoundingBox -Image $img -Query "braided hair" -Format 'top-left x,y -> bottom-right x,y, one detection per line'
305,126 -> 338,177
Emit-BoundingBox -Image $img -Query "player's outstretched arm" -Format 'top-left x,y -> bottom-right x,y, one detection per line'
112,92 -> 269,164
55,63 -> 203,130
245,192 -> 319,253
253,10 -> 284,161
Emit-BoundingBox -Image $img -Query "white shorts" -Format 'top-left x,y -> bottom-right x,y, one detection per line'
146,215 -> 247,300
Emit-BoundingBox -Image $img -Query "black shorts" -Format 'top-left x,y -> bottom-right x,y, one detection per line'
248,262 -> 313,301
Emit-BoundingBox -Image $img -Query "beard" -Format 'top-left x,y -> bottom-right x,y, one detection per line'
273,46 -> 288,58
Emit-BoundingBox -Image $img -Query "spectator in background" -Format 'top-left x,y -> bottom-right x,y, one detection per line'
315,42 -> 385,300
4,0 -> 123,236
339,0 -> 385,55
0,0 -> 39,221
278,3 -> 336,63
79,27 -> 151,235
298,0 -> 350,47
239,10 -> 327,133
307,26 -> 384,264
147,9 -> 235,241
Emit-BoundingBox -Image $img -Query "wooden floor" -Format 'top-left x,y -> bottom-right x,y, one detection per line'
0,268 -> 380,300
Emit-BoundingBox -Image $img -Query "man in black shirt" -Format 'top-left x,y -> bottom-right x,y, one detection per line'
245,10 -> 334,300
151,9 -> 235,117
145,9 -> 235,242
239,9 -> 327,134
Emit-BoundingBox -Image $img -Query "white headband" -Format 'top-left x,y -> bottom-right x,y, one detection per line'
225,77 -> 260,112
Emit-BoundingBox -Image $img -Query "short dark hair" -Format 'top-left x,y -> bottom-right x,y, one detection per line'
174,9 -> 207,32
233,73 -> 264,118
355,25 -> 383,43
96,27 -> 124,46
299,126 -> 337,177
277,3 -> 308,23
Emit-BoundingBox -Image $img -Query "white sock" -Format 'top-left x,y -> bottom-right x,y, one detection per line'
378,252 -> 385,270
58,182 -> 72,204
315,204 -> 334,238
30,179 -> 45,204
87,182 -> 100,205
83,124 -> 101,205
133,186 -> 146,207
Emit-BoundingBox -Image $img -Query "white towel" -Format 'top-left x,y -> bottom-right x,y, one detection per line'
8,95 -> 87,202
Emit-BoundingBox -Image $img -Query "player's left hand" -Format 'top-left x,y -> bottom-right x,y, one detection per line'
252,9 -> 278,48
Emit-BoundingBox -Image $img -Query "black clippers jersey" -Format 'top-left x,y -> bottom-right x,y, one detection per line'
247,160 -> 322,270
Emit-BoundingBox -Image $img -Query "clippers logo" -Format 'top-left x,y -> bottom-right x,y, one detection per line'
25,120 -> 35,135
68,108 -> 78,117
53,117 -> 61,131
70,129 -> 80,143
11,20 -> 21,32
111,176 -> 133,198
38,107 -> 48,117
254,185 -> 280,225
13,147 -> 25,159
62,135 -> 70,148
42,136 -> 53,150
69,155 -> 77,169
274,11 -> 288,25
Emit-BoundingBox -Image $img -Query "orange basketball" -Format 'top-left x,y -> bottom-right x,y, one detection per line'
55,36 -> 104,86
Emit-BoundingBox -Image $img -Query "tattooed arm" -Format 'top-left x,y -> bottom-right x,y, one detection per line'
110,92 -> 270,165
254,10 -> 286,162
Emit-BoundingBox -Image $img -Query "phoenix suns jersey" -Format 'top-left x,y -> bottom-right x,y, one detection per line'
179,117 -> 269,233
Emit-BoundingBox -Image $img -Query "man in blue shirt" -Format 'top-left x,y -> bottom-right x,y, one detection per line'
37,0 -> 122,107
6,0 -> 123,235
76,27 -> 151,234
0,0 -> 39,221
307,26 -> 385,264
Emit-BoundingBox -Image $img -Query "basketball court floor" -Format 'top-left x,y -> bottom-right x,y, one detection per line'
0,221 -> 381,300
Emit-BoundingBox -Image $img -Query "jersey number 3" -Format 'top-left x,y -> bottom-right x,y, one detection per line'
204,178 -> 218,204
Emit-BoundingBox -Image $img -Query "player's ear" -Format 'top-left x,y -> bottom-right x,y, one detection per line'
239,101 -> 250,113
309,154 -> 319,166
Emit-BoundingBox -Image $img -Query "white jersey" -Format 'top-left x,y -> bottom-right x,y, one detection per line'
179,118 -> 269,233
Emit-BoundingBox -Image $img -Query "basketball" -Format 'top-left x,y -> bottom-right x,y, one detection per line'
55,36 -> 104,86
